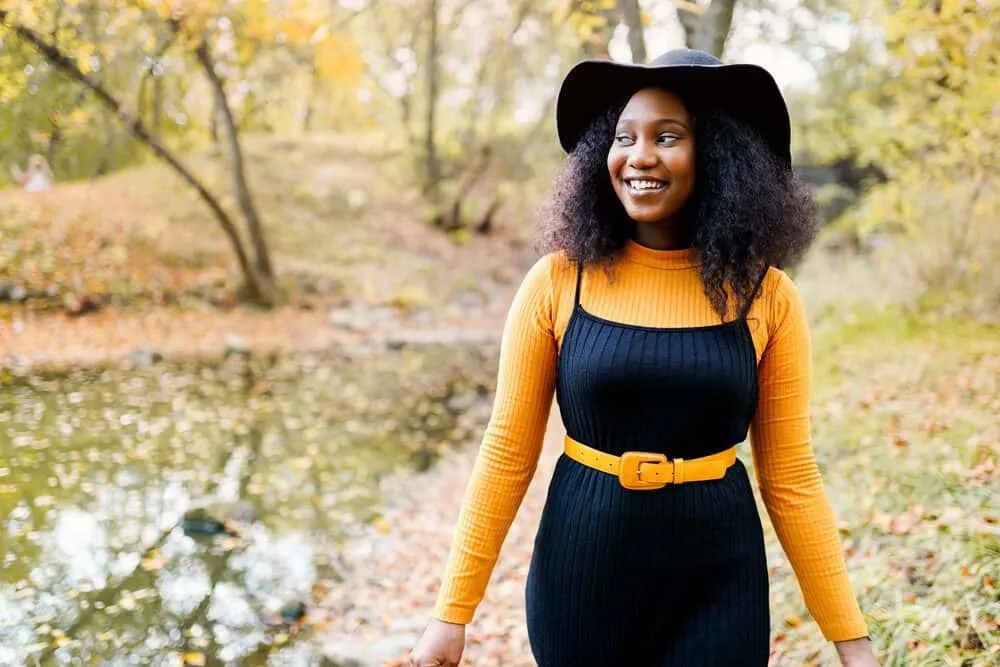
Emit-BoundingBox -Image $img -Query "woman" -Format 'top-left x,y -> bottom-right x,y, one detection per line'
10,154 -> 53,192
410,49 -> 880,667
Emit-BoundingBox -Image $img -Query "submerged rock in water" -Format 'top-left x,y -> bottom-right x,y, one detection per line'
280,600 -> 307,624
225,334 -> 251,358
260,600 -> 308,627
130,345 -> 163,368
181,501 -> 259,537
181,508 -> 227,536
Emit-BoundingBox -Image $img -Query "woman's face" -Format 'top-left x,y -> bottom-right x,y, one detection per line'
607,87 -> 695,226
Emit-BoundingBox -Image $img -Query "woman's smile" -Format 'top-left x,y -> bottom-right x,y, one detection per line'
624,177 -> 669,196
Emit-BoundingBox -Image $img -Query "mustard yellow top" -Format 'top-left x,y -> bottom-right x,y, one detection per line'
434,240 -> 868,642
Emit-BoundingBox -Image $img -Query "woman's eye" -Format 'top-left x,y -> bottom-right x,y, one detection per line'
614,135 -> 634,145
658,134 -> 680,145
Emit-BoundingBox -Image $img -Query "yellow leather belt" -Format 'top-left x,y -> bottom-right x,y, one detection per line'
564,435 -> 737,490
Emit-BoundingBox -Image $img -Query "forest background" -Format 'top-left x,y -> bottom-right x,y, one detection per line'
0,1 -> 997,665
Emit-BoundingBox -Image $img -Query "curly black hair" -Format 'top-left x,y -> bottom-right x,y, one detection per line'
538,92 -> 818,318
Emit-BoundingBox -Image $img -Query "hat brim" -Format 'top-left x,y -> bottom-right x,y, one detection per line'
556,60 -> 792,168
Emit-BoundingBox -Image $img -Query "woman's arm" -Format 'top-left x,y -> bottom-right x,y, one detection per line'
748,271 -> 870,646
10,163 -> 27,184
433,255 -> 559,624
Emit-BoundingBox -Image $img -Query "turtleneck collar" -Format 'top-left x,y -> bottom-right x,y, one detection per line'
621,239 -> 701,270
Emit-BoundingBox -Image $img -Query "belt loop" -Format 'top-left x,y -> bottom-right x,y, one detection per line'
673,458 -> 685,484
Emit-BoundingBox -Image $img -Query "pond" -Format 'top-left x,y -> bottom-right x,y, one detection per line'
0,343 -> 495,666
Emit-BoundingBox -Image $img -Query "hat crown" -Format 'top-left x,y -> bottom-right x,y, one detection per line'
647,49 -> 722,68
555,48 -> 791,167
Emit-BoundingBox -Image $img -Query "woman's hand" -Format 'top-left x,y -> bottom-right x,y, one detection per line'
408,618 -> 466,667
835,637 -> 880,666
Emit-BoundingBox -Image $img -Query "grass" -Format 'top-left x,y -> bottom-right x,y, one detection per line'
762,299 -> 999,666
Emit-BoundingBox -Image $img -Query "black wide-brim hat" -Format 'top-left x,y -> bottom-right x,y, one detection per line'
556,49 -> 792,168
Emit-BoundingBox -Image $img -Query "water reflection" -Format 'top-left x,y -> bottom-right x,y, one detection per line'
0,345 -> 493,665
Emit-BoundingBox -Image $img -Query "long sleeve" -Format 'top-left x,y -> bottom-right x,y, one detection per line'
748,271 -> 868,641
433,255 -> 559,624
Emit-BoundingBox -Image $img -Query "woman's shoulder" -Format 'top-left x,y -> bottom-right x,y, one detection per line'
512,252 -> 580,333
521,250 -> 578,291
757,266 -> 808,332
761,266 -> 802,303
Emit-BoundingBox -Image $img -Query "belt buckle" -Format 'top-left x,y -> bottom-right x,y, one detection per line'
619,451 -> 669,490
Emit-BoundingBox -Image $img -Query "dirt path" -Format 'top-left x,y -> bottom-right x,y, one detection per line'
315,408 -> 565,667
0,303 -> 510,370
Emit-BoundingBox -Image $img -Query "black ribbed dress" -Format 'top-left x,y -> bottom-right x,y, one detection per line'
524,263 -> 770,667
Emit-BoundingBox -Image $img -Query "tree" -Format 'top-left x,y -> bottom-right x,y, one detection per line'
560,0 -> 623,59
1,1 -> 365,306
561,0 -> 741,63
675,0 -> 739,57
423,0 -> 442,202
798,0 -> 1000,308
807,0 -> 999,233
355,0 -> 578,233
618,0 -> 647,63
1,5 -> 276,304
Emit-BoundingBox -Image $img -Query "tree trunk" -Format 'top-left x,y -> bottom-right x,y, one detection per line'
138,33 -> 175,137
677,4 -> 698,48
424,0 -> 442,202
209,93 -> 222,151
301,63 -> 319,132
370,6 -> 419,148
152,75 -> 163,135
675,0 -> 738,58
194,38 -> 276,292
618,0 -> 647,63
694,0 -> 737,57
2,12 -> 273,306
580,6 -> 619,59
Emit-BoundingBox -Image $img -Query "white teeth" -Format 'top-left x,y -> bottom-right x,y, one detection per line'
627,179 -> 665,191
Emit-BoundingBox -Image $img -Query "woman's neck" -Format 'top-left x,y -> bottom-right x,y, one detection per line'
631,219 -> 690,250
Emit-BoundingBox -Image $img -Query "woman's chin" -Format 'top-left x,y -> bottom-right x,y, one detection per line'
627,209 -> 675,225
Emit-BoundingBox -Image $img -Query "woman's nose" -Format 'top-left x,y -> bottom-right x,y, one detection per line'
627,141 -> 658,169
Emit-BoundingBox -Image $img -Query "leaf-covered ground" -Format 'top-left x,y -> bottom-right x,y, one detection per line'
0,133 -> 532,369
313,314 -> 1000,667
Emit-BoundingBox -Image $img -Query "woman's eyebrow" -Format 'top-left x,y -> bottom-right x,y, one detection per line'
617,117 -> 690,130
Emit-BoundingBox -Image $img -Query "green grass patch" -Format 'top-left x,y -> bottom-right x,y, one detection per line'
765,309 -> 999,665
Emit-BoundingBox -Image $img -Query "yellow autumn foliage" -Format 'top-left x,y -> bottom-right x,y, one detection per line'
816,0 -> 999,238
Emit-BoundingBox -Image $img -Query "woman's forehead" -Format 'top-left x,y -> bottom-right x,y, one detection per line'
619,87 -> 690,120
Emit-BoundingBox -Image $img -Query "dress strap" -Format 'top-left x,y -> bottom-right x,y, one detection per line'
739,264 -> 769,320
574,260 -> 584,308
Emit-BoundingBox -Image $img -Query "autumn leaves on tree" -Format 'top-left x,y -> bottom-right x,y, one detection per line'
1,1 -> 364,306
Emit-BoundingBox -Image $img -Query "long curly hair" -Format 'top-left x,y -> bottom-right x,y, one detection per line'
538,91 -> 818,318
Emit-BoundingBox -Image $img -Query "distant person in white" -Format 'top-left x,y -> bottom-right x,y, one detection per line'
10,154 -> 53,192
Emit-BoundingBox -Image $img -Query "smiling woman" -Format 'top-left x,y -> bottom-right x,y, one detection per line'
607,89 -> 696,233
410,49 -> 882,667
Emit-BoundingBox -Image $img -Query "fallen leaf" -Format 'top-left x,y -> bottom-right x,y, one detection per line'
140,551 -> 166,571
784,615 -> 803,628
